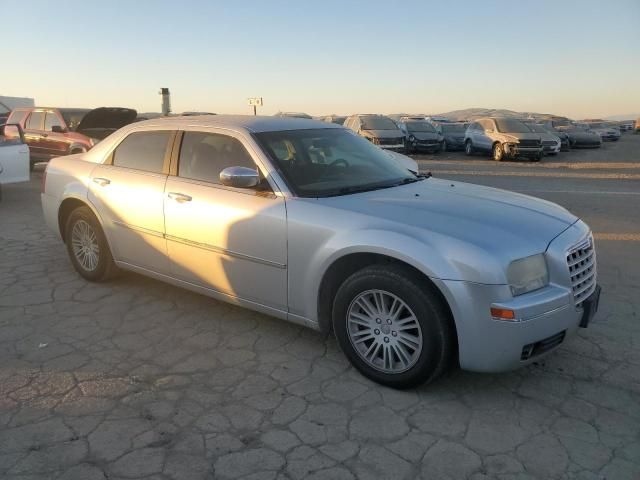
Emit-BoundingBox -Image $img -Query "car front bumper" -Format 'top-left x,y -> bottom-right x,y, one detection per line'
504,144 -> 543,158
379,144 -> 405,151
543,144 -> 561,154
412,141 -> 441,151
435,220 -> 598,372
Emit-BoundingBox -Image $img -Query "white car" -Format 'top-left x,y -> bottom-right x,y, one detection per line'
0,124 -> 30,199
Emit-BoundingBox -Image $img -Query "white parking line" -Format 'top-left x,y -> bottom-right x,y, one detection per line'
417,160 -> 640,170
431,170 -> 640,180
594,233 -> 640,241
519,189 -> 640,196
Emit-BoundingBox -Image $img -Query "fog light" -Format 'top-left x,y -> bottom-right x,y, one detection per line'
491,307 -> 516,321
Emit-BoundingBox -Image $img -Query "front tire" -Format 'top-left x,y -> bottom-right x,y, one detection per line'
464,140 -> 474,156
492,142 -> 504,161
332,265 -> 455,389
65,206 -> 118,282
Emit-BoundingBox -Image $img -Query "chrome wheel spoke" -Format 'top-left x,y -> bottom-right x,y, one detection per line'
71,220 -> 100,272
347,289 -> 423,374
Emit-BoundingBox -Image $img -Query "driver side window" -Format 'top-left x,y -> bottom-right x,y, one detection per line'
178,132 -> 257,185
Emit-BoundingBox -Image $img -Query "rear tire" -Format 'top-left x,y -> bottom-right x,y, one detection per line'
65,206 -> 119,282
332,265 -> 455,389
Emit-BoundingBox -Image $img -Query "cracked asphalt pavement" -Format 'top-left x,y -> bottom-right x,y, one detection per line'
1,136 -> 639,479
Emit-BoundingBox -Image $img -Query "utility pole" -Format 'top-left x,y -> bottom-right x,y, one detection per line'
248,97 -> 263,116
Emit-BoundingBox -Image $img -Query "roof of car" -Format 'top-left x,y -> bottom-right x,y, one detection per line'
132,114 -> 342,133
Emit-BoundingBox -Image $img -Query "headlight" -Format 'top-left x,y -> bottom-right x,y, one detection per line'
507,254 -> 549,296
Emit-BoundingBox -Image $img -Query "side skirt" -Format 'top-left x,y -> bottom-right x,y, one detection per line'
115,261 -> 319,331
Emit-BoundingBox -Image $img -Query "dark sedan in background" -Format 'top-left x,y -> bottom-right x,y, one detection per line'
438,122 -> 468,151
397,119 -> 444,153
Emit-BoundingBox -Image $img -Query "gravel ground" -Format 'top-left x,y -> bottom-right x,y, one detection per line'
0,136 -> 639,479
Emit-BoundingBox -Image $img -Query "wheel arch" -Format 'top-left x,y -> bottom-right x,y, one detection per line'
58,196 -> 103,243
316,252 -> 458,350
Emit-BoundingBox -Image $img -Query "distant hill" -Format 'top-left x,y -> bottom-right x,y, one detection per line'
389,108 -> 560,122
434,108 -> 559,121
604,113 -> 640,121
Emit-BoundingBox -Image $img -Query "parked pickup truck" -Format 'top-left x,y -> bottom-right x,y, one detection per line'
6,107 -> 137,170
0,124 -> 30,201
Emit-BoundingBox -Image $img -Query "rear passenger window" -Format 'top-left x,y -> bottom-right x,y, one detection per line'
26,111 -> 44,130
178,132 -> 256,185
112,131 -> 171,173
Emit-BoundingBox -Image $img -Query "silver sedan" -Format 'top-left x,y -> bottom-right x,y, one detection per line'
41,116 -> 601,388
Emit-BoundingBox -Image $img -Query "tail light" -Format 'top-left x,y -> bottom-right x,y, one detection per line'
41,166 -> 48,194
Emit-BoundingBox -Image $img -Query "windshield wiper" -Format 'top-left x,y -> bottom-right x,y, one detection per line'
334,177 -> 425,196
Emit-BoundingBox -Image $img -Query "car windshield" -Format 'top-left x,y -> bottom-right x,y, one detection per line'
527,124 -> 547,133
494,118 -> 531,133
59,109 -> 90,130
406,122 -> 436,133
587,122 -> 605,129
255,128 -> 419,197
360,116 -> 398,131
440,124 -> 466,133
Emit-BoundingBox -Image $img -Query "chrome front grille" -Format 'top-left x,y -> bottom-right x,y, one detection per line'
566,236 -> 596,307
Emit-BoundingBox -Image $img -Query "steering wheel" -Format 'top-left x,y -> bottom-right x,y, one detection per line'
327,158 -> 349,168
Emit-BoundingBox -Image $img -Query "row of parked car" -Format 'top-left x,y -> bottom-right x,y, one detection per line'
0,106 -> 631,183
275,111 -> 627,161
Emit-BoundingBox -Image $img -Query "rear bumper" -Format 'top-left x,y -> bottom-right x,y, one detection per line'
41,193 -> 62,239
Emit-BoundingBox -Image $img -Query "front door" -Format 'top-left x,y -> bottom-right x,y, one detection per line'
23,110 -> 46,159
163,130 -> 287,311
88,130 -> 174,273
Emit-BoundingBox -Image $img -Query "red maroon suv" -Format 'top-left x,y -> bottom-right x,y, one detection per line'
7,107 -> 136,170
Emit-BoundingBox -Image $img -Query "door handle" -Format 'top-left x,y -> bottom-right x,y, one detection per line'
168,192 -> 192,203
93,177 -> 111,186
41,133 -> 48,138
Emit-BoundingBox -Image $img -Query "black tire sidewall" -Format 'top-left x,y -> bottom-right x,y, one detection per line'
332,266 -> 451,389
65,207 -> 114,281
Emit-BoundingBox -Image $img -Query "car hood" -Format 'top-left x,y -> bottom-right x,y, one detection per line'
498,132 -> 541,141
567,129 -> 600,140
319,178 -> 577,259
538,132 -> 560,142
76,107 -> 138,137
361,129 -> 404,139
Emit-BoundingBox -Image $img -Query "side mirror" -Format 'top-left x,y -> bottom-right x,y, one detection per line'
51,125 -> 66,133
219,166 -> 260,189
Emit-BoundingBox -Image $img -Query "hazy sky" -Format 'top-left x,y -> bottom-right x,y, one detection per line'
3,0 -> 639,118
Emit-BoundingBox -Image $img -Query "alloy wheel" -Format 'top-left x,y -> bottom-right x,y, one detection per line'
346,289 -> 423,373
71,219 -> 100,271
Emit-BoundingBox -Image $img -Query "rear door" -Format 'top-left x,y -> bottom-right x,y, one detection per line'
88,129 -> 175,273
